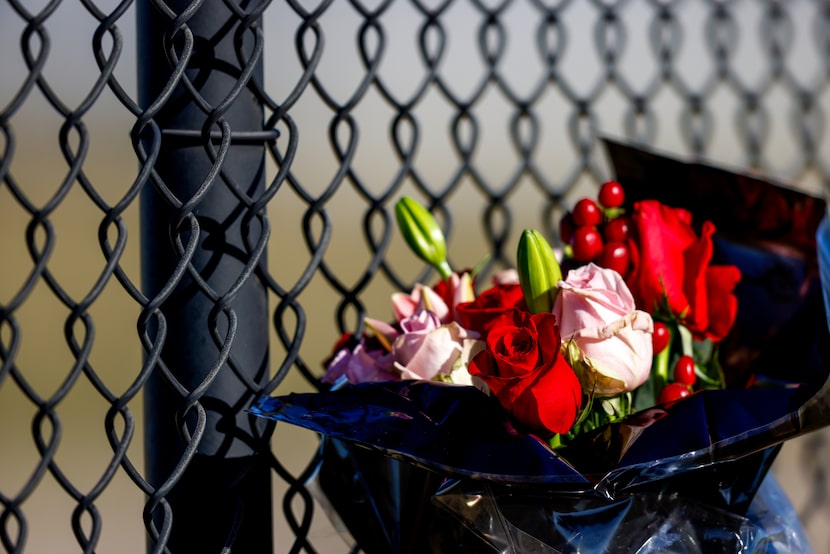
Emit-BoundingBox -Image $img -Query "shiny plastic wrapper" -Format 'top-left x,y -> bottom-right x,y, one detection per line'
252,141 -> 830,552
297,436 -> 809,553
429,467 -> 812,553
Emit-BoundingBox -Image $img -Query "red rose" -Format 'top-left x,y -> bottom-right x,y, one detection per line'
627,200 -> 741,342
456,284 -> 526,334
468,308 -> 582,436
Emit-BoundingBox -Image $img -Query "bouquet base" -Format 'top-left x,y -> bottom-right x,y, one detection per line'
312,438 -> 809,553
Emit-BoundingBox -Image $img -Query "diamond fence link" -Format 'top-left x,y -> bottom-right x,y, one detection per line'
0,0 -> 829,553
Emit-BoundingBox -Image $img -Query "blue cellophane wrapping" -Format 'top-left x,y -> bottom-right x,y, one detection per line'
252,141 -> 830,553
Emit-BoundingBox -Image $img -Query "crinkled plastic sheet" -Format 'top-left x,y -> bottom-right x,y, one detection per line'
431,468 -> 811,553
255,346 -> 827,552
254,379 -> 820,498
253,373 -> 822,553
295,435 -> 809,553
252,142 -> 830,553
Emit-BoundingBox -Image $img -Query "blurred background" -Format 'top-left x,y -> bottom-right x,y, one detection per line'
1,0 -> 830,552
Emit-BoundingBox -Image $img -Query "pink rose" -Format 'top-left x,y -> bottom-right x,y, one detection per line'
392,284 -> 451,323
321,307 -> 479,384
391,273 -> 475,325
389,308 -> 479,381
321,342 -> 397,385
553,263 -> 653,397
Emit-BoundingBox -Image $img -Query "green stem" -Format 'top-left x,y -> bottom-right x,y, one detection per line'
436,260 -> 453,281
654,336 -> 671,390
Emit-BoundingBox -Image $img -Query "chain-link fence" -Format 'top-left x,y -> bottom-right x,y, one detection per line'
1,0 -> 829,552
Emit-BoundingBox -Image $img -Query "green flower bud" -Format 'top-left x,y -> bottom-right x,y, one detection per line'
395,196 -> 453,280
517,229 -> 562,313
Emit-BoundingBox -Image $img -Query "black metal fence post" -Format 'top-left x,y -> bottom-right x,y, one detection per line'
136,0 -> 273,551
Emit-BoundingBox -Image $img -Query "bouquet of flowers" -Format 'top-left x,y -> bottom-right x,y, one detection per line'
253,141 -> 830,553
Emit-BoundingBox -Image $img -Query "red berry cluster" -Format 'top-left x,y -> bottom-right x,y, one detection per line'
657,355 -> 697,404
652,320 -> 697,404
561,183 -> 701,408
560,181 -> 631,276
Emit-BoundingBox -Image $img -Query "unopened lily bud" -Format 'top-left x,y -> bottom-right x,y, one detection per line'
395,196 -> 453,280
517,229 -> 562,313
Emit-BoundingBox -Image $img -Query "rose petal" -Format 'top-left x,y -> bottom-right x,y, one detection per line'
628,200 -> 697,315
682,220 -> 715,336
702,265 -> 742,342
505,354 -> 582,435
565,311 -> 654,395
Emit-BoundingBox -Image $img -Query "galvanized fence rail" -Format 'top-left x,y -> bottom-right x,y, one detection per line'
1,0 -> 829,552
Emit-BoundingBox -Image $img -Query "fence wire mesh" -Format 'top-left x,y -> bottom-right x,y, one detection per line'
1,0 -> 830,552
